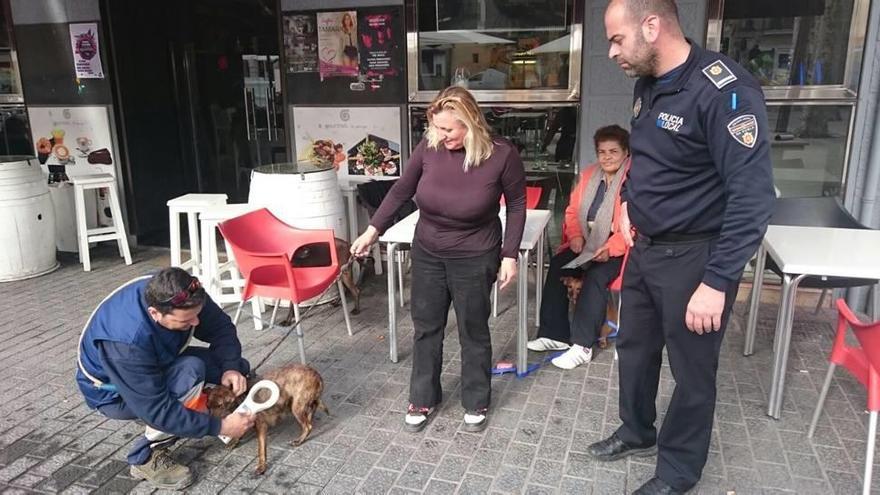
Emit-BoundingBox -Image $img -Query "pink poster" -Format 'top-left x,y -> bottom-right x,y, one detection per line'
317,11 -> 359,80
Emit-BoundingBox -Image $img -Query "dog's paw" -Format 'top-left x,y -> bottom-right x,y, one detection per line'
255,464 -> 267,476
350,308 -> 360,315
598,338 -> 608,349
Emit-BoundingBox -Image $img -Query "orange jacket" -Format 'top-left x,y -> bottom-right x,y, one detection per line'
559,159 -> 630,258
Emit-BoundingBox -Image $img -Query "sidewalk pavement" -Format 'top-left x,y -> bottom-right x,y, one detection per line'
0,246 -> 873,494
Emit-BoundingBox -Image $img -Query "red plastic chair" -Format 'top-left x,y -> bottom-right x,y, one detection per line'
500,186 -> 543,209
218,208 -> 352,363
809,299 -> 880,495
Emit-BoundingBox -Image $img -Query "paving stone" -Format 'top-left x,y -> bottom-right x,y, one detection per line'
457,473 -> 493,494
35,464 -> 90,492
433,455 -> 469,482
339,450 -> 380,478
423,478 -> 456,494
395,461 -> 435,491
297,457 -> 343,486
358,468 -> 399,494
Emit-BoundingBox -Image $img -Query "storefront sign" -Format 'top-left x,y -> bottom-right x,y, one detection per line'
293,106 -> 401,180
317,11 -> 359,80
69,23 -> 104,79
284,14 -> 318,73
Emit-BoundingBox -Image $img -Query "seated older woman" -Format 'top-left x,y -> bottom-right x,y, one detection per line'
527,125 -> 630,369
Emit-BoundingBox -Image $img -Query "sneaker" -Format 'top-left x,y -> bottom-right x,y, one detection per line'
130,449 -> 194,490
404,404 -> 435,433
526,337 -> 570,352
463,408 -> 488,432
551,345 -> 592,370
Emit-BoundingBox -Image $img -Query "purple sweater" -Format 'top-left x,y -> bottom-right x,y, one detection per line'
370,138 -> 526,259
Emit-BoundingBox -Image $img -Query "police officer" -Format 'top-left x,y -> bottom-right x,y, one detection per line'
588,1 -> 775,494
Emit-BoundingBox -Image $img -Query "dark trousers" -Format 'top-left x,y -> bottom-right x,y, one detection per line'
615,237 -> 738,491
408,240 -> 500,411
97,348 -> 250,465
537,248 -> 622,347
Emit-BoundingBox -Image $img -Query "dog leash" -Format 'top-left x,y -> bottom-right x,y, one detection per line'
250,257 -> 356,373
490,351 -> 566,378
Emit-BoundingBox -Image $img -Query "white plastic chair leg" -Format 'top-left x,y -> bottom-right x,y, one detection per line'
293,303 -> 306,364
397,251 -> 405,308
872,283 -> 880,320
814,289 -> 829,315
233,300 -> 245,325
73,184 -> 91,272
492,282 -> 498,318
106,185 -> 132,265
864,410 -> 878,495
808,363 -> 836,437
337,279 -> 353,336
268,299 -> 280,330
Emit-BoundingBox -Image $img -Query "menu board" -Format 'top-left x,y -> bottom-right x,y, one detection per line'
283,6 -> 405,104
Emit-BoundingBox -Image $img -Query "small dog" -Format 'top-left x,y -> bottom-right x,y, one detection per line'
285,238 -> 366,325
206,364 -> 329,475
559,274 -> 615,349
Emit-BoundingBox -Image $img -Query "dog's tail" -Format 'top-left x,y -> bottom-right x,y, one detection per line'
317,398 -> 330,417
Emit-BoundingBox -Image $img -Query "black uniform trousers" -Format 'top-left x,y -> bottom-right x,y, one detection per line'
536,248 -> 622,347
408,239 -> 500,412
615,236 -> 738,491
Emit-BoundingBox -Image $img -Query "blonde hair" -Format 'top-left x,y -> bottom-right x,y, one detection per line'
425,86 -> 494,170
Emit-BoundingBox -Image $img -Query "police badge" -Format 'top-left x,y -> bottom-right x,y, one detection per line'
727,114 -> 758,149
633,97 -> 642,118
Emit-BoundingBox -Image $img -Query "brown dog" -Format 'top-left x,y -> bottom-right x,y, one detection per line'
284,238 -> 365,326
206,364 -> 329,475
559,275 -> 615,349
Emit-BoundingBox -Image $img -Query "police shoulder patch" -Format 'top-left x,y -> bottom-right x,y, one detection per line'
702,60 -> 737,90
727,114 -> 758,148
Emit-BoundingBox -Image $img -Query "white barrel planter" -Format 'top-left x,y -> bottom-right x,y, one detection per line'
0,156 -> 59,281
248,162 -> 345,236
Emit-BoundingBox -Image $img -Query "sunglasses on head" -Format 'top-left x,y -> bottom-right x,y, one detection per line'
160,277 -> 202,306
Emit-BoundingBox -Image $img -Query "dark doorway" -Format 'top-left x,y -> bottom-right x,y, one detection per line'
104,0 -> 285,245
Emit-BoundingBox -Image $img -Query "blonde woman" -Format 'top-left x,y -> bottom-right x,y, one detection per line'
351,86 -> 526,432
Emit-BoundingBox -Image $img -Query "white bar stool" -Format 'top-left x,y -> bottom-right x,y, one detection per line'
71,174 -> 132,272
199,203 -> 264,329
166,193 -> 228,275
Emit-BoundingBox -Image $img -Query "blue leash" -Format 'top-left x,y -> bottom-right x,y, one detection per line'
492,319 -> 620,378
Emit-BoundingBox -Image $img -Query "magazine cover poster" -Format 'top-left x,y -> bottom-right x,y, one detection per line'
284,14 -> 318,73
317,11 -> 359,80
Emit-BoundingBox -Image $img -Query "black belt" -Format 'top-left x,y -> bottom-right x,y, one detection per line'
639,231 -> 720,245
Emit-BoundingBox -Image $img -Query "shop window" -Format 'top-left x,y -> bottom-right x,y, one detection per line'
720,0 -> 855,87
409,0 -> 580,100
768,104 -> 852,198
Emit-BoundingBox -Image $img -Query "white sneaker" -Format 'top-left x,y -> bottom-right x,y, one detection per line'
527,337 -> 571,352
551,345 -> 592,370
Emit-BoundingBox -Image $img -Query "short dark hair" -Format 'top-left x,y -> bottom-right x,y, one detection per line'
145,267 -> 206,314
623,0 -> 680,25
593,125 -> 630,152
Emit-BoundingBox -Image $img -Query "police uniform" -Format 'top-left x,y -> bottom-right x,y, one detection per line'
614,41 -> 775,491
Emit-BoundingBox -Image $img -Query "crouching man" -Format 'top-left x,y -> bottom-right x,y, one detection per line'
76,267 -> 255,489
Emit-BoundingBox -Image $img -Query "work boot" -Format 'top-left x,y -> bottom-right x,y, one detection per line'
129,449 -> 194,489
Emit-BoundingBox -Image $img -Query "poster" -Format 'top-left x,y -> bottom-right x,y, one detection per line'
317,11 -> 359,80
293,106 -> 401,180
69,23 -> 104,79
359,13 -> 400,82
28,106 -> 118,233
28,106 -> 116,179
284,14 -> 318,73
